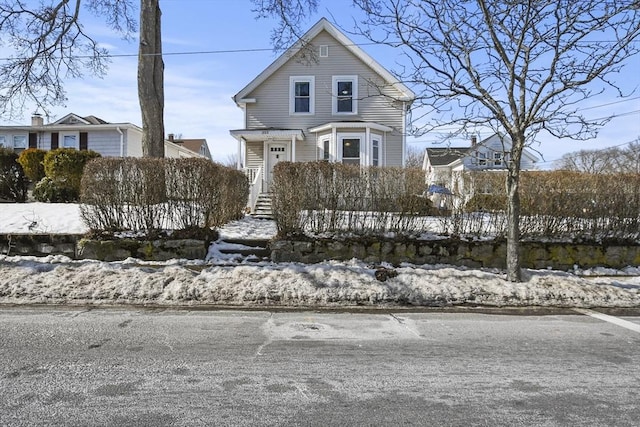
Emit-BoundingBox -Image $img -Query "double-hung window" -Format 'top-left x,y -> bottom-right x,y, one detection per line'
0,135 -> 6,148
62,133 -> 78,149
333,75 -> 358,114
493,152 -> 503,166
12,135 -> 27,153
341,137 -> 361,165
372,138 -> 380,167
289,76 -> 314,115
477,152 -> 487,166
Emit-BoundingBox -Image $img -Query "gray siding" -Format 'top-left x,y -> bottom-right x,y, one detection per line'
243,31 -> 406,166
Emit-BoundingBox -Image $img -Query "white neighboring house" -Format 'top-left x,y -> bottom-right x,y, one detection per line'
422,134 -> 539,208
0,113 -> 206,159
230,18 -> 415,212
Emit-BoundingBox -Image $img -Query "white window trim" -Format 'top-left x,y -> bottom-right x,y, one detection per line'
493,151 -> 503,166
371,135 -> 382,167
319,45 -> 329,57
61,132 -> 80,149
0,135 -> 6,148
338,132 -> 364,165
319,136 -> 331,161
332,75 -> 358,115
289,76 -> 315,115
12,134 -> 28,149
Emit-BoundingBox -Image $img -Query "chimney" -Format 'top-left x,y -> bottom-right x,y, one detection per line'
31,113 -> 44,127
471,135 -> 477,146
168,133 -> 174,142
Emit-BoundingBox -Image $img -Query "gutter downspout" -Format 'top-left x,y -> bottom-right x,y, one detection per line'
116,127 -> 124,157
401,101 -> 407,167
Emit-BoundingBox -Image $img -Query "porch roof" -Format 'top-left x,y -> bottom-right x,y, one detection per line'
308,121 -> 393,133
229,128 -> 305,142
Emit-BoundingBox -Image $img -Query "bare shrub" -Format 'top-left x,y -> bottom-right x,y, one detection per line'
271,162 -> 430,236
80,158 -> 249,234
458,170 -> 640,241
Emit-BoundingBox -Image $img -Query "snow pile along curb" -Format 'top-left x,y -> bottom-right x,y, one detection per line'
1,255 -> 638,308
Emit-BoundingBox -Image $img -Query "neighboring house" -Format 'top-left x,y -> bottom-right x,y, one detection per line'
167,134 -> 212,160
0,113 -> 205,159
423,133 -> 539,208
230,18 -> 415,211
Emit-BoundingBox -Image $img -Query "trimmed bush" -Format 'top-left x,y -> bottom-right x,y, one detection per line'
0,147 -> 29,202
17,148 -> 46,182
271,162 -> 429,236
33,176 -> 79,203
80,157 -> 249,234
39,148 -> 101,202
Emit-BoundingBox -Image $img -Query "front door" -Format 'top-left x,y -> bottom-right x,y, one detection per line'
265,143 -> 288,191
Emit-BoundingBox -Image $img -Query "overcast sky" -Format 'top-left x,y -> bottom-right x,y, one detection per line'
4,0 -> 639,166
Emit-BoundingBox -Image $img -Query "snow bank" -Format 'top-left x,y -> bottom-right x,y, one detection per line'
1,255 -> 638,308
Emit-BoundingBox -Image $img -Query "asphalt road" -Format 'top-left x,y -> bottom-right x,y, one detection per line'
0,307 -> 639,427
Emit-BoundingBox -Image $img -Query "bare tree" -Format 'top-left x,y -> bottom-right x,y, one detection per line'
255,0 -> 640,281
405,145 -> 424,169
0,0 -> 165,157
555,139 -> 640,174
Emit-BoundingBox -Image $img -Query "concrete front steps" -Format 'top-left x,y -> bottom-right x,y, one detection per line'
215,238 -> 271,262
252,193 -> 274,219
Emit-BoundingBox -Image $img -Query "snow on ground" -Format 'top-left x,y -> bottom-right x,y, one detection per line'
1,203 -> 639,308
0,203 -> 88,234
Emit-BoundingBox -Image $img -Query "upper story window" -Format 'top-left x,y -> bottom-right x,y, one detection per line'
493,152 -> 503,166
333,75 -> 358,114
477,151 -> 487,166
289,76 -> 315,115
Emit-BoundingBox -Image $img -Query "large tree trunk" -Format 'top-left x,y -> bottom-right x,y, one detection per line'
138,0 -> 165,158
505,135 -> 524,282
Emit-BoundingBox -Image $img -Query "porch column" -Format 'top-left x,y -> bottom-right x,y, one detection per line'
365,127 -> 371,166
237,137 -> 244,169
291,135 -> 296,162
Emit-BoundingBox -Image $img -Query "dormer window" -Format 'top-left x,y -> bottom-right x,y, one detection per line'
289,76 -> 315,115
333,75 -> 358,114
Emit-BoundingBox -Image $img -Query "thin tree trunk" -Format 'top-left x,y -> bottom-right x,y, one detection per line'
506,136 -> 524,282
138,0 -> 165,158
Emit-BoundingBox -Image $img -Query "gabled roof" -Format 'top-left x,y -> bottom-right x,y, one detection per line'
233,18 -> 415,104
424,133 -> 540,168
425,147 -> 469,166
51,113 -> 109,125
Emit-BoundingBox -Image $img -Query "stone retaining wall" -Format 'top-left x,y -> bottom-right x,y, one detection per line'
271,237 -> 640,270
0,234 -> 207,261
0,234 -> 79,258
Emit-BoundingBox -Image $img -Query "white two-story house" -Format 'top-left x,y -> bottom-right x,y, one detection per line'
231,18 -> 415,211
423,133 -> 539,207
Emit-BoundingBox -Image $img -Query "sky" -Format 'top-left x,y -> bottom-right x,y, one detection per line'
2,0 -> 639,166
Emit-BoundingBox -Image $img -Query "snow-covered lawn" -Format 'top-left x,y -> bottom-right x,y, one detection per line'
0,202 -> 639,308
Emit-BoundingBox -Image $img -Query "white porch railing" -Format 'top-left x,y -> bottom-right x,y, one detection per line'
244,167 -> 263,213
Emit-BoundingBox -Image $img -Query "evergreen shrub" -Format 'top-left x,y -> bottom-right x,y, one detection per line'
17,148 -> 46,182
0,147 -> 28,202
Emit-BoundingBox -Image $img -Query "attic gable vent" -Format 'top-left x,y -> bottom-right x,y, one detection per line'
319,45 -> 329,57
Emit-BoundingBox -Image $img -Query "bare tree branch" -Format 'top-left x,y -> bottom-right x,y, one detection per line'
0,0 -> 136,118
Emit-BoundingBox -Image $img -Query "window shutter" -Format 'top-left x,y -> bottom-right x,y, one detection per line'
51,132 -> 59,149
80,132 -> 88,150
28,132 -> 37,149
